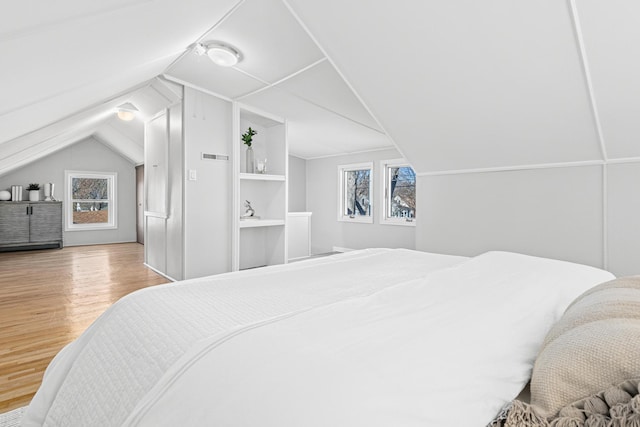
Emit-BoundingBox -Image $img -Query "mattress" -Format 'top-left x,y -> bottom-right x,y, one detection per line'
21,248 -> 614,426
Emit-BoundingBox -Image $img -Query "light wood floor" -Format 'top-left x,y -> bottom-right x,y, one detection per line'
0,243 -> 168,412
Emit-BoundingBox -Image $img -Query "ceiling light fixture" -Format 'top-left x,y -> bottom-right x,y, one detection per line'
193,42 -> 241,67
116,102 -> 139,121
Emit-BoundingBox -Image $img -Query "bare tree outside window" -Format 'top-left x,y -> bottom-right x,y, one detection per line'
65,171 -> 117,230
344,169 -> 371,217
338,163 -> 373,223
72,178 -> 110,224
388,166 -> 415,218
381,160 -> 416,225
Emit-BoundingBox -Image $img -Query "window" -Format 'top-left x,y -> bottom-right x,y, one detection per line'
65,171 -> 117,230
380,159 -> 416,226
338,162 -> 373,223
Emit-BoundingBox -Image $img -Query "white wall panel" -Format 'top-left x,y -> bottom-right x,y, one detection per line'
146,216 -> 166,273
202,0 -> 323,83
607,163 -> 640,275
183,87 -> 232,279
287,0 -> 602,172
288,155 -> 306,212
575,0 -> 640,159
165,103 -> 184,280
416,166 -> 604,268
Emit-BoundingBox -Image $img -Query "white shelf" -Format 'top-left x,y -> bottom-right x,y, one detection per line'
239,173 -> 285,181
239,218 -> 285,228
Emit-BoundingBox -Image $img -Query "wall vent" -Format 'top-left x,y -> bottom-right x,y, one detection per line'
201,153 -> 229,161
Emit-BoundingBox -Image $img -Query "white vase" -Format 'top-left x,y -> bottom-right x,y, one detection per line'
29,190 -> 40,202
246,146 -> 255,173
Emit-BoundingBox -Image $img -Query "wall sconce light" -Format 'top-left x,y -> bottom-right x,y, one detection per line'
116,102 -> 139,121
194,42 -> 241,67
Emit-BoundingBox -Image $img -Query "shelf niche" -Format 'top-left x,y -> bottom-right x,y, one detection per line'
233,103 -> 288,271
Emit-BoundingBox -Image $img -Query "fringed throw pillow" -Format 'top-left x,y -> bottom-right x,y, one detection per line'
490,378 -> 640,427
489,276 -> 640,426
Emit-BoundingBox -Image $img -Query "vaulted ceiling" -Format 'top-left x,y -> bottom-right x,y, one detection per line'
1,1 -> 639,177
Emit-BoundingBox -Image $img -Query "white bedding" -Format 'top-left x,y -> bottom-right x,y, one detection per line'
22,249 -> 614,426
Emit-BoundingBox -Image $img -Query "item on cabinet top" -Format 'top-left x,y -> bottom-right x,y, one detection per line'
0,190 -> 10,201
11,185 -> 23,201
44,182 -> 55,201
27,183 -> 40,202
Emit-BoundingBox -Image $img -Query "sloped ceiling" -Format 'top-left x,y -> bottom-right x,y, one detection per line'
2,1 -> 640,176
163,0 -> 390,158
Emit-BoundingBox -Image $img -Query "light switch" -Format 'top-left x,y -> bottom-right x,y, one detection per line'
188,169 -> 197,181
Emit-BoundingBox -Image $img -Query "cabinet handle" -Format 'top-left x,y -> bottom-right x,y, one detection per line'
26,206 -> 29,215
30,206 -> 33,215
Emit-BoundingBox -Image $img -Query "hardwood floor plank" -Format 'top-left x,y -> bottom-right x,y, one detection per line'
0,243 -> 168,412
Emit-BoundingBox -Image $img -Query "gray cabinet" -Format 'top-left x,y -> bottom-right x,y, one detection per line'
0,202 -> 63,251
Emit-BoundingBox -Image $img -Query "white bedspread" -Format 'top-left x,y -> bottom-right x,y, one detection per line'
22,249 -> 614,427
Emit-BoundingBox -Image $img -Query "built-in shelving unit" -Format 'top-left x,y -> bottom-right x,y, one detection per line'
239,219 -> 286,228
232,103 -> 288,271
239,173 -> 285,181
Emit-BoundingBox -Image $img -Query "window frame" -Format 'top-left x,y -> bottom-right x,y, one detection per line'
337,162 -> 373,224
64,171 -> 117,231
379,159 -> 416,227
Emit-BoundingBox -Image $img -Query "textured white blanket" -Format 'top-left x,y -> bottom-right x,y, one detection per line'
123,252 -> 614,427
23,248 -> 467,426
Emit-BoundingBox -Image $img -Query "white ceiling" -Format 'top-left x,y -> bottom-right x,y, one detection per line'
1,0 -> 639,176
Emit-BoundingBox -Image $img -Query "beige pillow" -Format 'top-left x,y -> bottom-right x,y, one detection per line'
530,276 -> 640,417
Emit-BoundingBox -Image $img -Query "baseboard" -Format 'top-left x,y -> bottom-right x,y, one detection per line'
332,246 -> 355,253
143,263 -> 177,282
63,240 -> 138,247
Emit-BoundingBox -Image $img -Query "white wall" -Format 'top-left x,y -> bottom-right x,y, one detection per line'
0,137 -> 136,246
416,165 -> 604,267
183,87 -> 232,279
306,148 -> 415,254
288,155 -> 306,212
607,162 -> 640,276
416,162 -> 640,277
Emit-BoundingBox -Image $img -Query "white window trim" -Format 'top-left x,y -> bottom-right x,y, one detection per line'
65,171 -> 118,231
379,159 -> 416,227
337,162 -> 373,223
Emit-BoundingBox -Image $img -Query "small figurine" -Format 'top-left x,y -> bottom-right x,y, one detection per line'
242,200 -> 255,217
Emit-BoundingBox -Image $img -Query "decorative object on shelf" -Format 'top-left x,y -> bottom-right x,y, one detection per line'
240,200 -> 260,220
0,190 -> 10,201
11,185 -> 23,201
27,183 -> 40,202
256,158 -> 267,174
44,182 -> 55,201
242,127 -> 257,173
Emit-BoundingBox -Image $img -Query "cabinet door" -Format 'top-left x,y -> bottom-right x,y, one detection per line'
30,203 -> 62,243
0,204 -> 30,244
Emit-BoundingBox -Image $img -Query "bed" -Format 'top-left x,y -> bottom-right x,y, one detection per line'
21,248 -> 614,427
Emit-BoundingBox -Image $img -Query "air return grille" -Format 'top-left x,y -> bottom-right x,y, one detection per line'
201,153 -> 229,161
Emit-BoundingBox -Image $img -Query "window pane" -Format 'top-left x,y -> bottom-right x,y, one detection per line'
72,178 -> 109,200
388,166 -> 416,218
72,202 -> 109,224
343,169 -> 371,217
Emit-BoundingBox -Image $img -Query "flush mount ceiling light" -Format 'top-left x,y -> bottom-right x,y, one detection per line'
116,102 -> 139,121
194,42 -> 241,67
